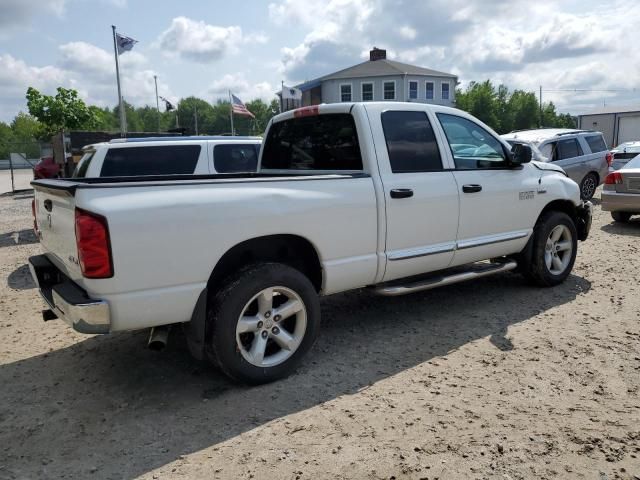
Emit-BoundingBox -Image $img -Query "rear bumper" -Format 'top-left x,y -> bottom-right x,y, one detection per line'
601,191 -> 640,212
576,201 -> 593,241
28,255 -> 111,334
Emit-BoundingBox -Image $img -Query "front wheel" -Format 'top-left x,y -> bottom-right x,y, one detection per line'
580,173 -> 598,200
522,211 -> 578,287
207,263 -> 320,384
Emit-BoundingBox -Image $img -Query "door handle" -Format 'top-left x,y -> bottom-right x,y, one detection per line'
462,184 -> 482,193
44,199 -> 53,212
390,188 -> 414,199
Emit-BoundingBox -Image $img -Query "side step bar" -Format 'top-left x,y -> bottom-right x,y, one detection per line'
373,260 -> 518,297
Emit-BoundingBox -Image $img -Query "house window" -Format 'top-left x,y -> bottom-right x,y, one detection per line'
340,84 -> 352,102
383,81 -> 395,100
441,82 -> 450,100
361,83 -> 373,101
425,82 -> 434,100
408,81 -> 418,100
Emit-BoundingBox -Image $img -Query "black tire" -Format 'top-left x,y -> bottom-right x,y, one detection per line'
580,173 -> 598,200
611,211 -> 632,223
521,211 -> 578,287
207,263 -> 320,384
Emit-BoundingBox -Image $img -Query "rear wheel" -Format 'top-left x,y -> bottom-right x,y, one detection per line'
522,211 -> 578,287
611,211 -> 632,222
207,263 -> 320,384
580,173 -> 598,200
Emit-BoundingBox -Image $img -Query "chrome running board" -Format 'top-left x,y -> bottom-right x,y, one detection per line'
373,260 -> 518,297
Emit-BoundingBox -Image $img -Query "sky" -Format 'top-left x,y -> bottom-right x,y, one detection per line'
0,0 -> 638,123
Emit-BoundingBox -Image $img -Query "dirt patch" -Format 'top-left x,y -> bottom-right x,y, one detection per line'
0,191 -> 639,479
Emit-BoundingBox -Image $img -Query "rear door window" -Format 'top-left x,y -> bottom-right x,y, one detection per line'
554,139 -> 583,160
100,145 -> 201,176
213,144 -> 259,173
584,135 -> 607,153
261,114 -> 363,171
381,111 -> 443,172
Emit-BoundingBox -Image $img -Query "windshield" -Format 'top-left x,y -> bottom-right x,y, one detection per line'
624,154 -> 640,169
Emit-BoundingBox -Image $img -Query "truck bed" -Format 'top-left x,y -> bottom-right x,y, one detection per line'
31,172 -> 370,196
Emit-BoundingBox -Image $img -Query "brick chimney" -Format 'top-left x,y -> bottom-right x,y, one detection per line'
369,47 -> 386,61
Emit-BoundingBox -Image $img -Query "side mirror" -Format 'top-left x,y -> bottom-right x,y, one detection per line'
511,143 -> 532,165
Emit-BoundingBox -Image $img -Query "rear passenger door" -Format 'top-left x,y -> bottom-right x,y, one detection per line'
547,137 -> 584,183
376,110 -> 460,282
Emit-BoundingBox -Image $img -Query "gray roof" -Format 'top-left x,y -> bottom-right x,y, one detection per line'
311,59 -> 457,84
578,105 -> 640,116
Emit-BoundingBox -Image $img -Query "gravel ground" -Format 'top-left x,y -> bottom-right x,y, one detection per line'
0,170 -> 34,195
0,189 -> 639,480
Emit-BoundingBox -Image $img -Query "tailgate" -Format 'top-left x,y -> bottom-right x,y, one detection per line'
33,182 -> 82,280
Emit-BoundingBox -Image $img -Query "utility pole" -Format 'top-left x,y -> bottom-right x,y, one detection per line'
539,85 -> 543,128
154,75 -> 160,133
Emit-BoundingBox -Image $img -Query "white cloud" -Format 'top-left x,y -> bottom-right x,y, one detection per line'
208,73 -> 275,103
0,0 -> 66,26
269,0 -> 640,113
0,43 -> 174,121
157,17 -> 268,63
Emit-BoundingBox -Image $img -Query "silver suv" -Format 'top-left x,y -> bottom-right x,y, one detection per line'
501,129 -> 610,200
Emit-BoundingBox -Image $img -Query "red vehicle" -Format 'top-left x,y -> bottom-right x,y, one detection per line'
33,156 -> 60,179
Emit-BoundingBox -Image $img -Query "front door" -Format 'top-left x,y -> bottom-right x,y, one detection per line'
434,113 -> 540,266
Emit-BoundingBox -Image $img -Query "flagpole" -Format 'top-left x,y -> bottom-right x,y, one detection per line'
111,25 -> 127,137
154,75 -> 160,133
280,80 -> 284,113
228,90 -> 235,136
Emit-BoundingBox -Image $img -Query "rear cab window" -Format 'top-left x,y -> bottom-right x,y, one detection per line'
261,114 -> 363,171
100,145 -> 201,176
213,144 -> 259,173
381,111 -> 442,172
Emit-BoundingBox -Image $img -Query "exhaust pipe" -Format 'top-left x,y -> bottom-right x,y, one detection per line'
148,325 -> 170,351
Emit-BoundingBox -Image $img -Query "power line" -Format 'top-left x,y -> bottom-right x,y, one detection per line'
542,88 -> 637,93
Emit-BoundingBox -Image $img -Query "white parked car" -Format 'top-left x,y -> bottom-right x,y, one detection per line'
609,141 -> 640,171
30,103 -> 592,384
501,129 -> 611,200
73,136 -> 263,177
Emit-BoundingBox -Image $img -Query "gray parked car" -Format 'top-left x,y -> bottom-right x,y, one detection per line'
602,154 -> 640,222
502,129 -> 610,200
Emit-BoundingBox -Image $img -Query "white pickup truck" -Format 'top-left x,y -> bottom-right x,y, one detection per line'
30,102 -> 592,384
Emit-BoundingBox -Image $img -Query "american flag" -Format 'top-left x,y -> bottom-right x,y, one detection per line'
230,94 -> 255,118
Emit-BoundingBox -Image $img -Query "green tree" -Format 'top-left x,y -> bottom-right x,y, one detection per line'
25,87 -> 101,138
0,121 -> 14,159
508,90 -> 539,131
455,80 -> 500,130
9,113 -> 42,157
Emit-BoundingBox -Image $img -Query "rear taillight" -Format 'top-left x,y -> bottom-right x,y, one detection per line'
32,199 -> 38,233
605,152 -> 613,166
75,208 -> 113,278
604,172 -> 623,185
